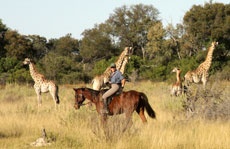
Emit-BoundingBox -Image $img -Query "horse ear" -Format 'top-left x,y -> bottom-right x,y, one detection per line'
73,88 -> 77,91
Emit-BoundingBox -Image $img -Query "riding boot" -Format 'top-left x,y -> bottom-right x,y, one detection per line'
102,98 -> 109,114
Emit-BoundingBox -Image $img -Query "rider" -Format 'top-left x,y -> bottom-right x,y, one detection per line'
102,63 -> 126,114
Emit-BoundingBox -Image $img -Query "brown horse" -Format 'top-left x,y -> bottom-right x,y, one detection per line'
73,88 -> 156,123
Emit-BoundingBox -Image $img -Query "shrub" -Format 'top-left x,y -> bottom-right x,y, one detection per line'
183,82 -> 230,120
8,68 -> 33,84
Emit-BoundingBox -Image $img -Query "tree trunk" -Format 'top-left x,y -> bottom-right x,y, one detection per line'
141,47 -> 145,59
170,36 -> 181,60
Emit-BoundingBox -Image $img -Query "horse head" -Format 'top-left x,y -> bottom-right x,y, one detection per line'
73,88 -> 85,109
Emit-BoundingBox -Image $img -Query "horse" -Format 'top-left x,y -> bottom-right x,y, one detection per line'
73,88 -> 156,124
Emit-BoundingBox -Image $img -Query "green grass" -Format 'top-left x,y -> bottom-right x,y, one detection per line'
0,81 -> 229,148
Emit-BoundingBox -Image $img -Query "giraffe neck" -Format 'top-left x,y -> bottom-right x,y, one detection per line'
203,43 -> 215,70
102,47 -> 129,78
115,47 -> 129,70
120,56 -> 128,74
29,62 -> 43,82
176,70 -> 181,83
103,67 -> 112,78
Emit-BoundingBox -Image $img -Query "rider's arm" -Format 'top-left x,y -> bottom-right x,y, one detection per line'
121,78 -> 126,88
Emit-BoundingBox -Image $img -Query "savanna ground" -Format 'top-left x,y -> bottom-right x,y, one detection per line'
0,81 -> 229,149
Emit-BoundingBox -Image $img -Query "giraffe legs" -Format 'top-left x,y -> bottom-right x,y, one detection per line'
49,86 -> 59,109
201,73 -> 208,89
50,92 -> 57,108
34,87 -> 42,107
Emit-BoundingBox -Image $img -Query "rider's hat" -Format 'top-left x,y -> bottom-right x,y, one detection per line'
110,63 -> 116,68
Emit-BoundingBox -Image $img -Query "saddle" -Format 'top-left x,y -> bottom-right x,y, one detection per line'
100,87 -> 123,104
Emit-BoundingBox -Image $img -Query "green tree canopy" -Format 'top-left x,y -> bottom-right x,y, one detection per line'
4,30 -> 34,60
183,2 -> 230,56
80,26 -> 115,62
55,34 -> 80,56
27,35 -> 48,61
106,4 -> 160,58
0,19 -> 8,57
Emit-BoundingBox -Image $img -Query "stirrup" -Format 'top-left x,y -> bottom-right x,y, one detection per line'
101,105 -> 109,114
101,108 -> 109,114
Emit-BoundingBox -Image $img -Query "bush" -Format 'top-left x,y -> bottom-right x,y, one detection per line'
59,72 -> 90,84
0,57 -> 20,73
183,82 -> 230,120
8,68 -> 33,84
92,57 -> 117,75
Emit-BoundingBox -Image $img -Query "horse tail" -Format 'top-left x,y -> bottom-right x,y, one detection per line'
140,93 -> 156,119
56,85 -> 60,104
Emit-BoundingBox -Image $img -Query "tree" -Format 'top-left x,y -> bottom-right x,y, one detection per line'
55,34 -> 80,56
146,22 -> 166,59
27,35 -> 48,60
183,2 -> 230,57
80,26 -> 115,62
4,30 -> 34,60
39,52 -> 87,83
106,4 -> 160,58
0,19 -> 8,57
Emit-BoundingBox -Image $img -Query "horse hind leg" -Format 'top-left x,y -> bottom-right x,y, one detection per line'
136,107 -> 147,124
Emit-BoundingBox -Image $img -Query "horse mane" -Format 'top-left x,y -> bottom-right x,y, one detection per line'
75,87 -> 108,99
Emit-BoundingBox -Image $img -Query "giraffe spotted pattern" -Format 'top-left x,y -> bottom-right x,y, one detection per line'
23,58 -> 60,107
92,47 -> 133,90
184,42 -> 218,88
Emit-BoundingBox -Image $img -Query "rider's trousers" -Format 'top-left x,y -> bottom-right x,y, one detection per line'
102,84 -> 120,102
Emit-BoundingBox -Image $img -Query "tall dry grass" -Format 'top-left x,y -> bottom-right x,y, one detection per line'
0,81 -> 229,148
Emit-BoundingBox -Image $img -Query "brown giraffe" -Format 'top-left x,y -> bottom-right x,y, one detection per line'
23,58 -> 60,107
184,42 -> 218,88
171,67 -> 182,96
92,47 -> 133,90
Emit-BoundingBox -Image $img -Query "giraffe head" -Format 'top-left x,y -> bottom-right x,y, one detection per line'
125,47 -> 134,59
23,58 -> 32,65
211,41 -> 218,47
171,67 -> 181,73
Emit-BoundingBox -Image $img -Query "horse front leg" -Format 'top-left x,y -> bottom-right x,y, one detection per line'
100,114 -> 109,138
122,111 -> 133,132
100,113 -> 108,129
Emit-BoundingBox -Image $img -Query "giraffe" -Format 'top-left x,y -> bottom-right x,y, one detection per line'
171,67 -> 182,96
184,41 -> 218,88
120,56 -> 129,74
92,47 -> 133,90
23,58 -> 60,107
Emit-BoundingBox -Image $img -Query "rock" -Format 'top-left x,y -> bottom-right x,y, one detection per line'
30,137 -> 51,147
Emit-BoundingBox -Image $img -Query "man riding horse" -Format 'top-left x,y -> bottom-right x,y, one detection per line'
102,63 -> 126,114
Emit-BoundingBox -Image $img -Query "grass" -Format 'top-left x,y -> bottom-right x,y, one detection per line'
0,81 -> 229,148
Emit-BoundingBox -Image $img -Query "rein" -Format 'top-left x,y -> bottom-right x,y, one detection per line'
75,88 -> 98,111
78,101 -> 96,111
78,101 -> 91,106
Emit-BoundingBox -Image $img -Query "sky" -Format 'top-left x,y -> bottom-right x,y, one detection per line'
0,0 -> 229,40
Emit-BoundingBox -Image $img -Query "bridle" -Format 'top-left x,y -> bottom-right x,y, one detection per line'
76,93 -> 92,107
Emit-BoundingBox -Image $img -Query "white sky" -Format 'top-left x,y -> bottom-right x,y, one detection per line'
0,0 -> 229,40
